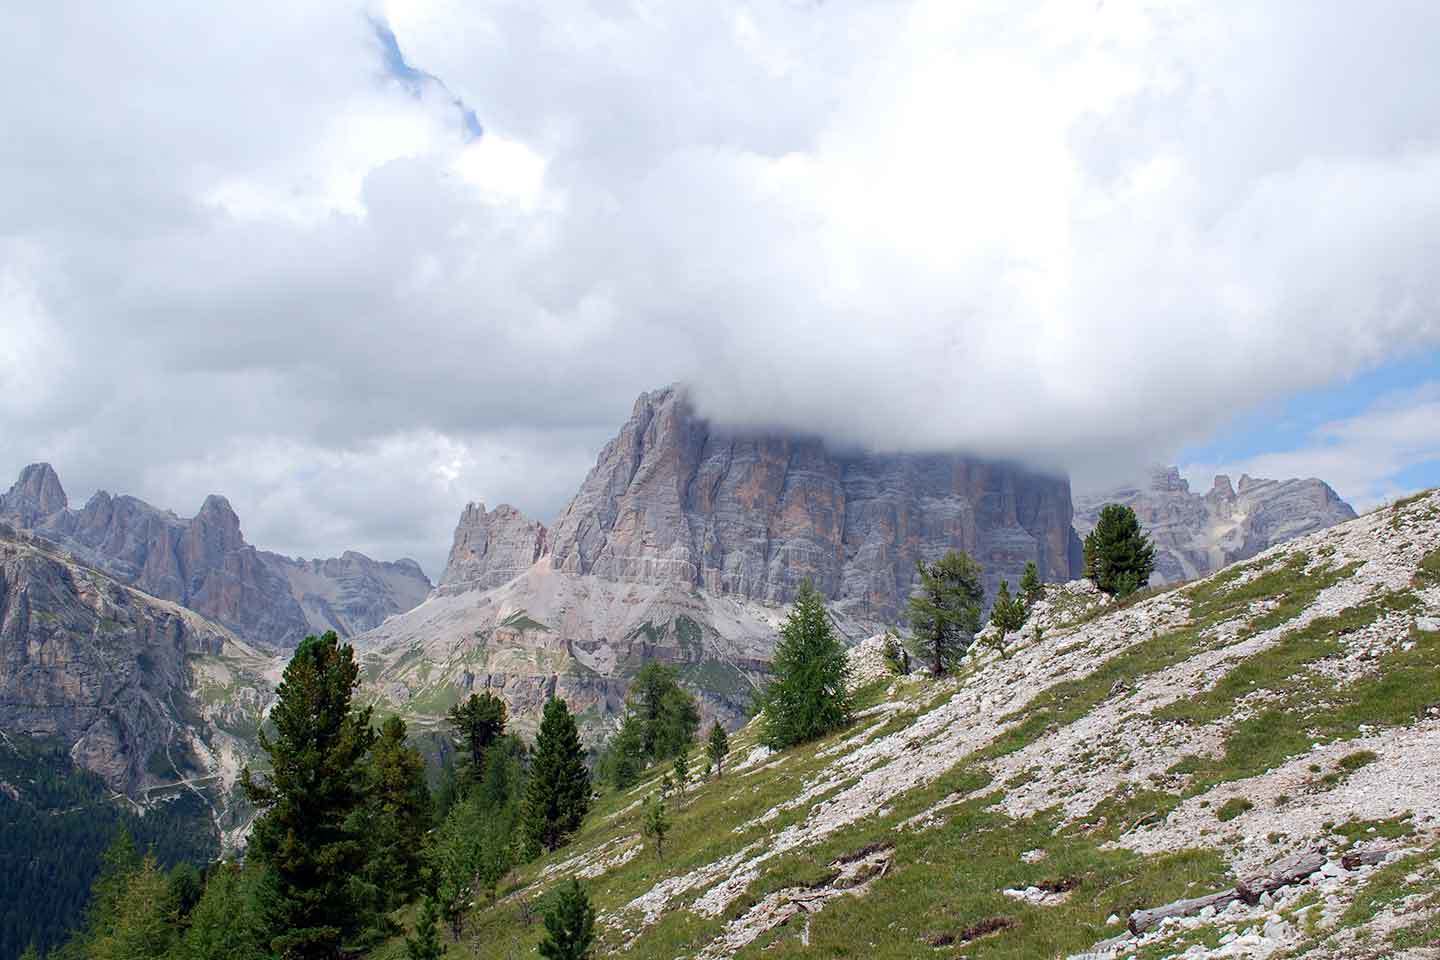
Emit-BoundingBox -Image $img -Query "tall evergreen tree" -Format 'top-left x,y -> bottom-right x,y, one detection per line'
1019,561 -> 1044,608
521,698 -> 592,856
706,722 -> 730,778
671,752 -> 689,795
758,579 -> 852,749
538,878 -> 595,960
907,550 -> 985,675
241,631 -> 376,960
86,855 -> 177,960
596,711 -> 646,790
360,715 -> 432,911
628,662 -> 701,761
1083,504 -> 1156,597
446,692 -> 507,788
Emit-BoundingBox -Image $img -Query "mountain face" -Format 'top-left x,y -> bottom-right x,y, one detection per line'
0,464 -> 431,649
1075,466 -> 1357,583
0,523 -> 270,801
363,385 -> 1083,740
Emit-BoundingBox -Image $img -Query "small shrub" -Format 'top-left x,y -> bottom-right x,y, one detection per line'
1216,797 -> 1254,822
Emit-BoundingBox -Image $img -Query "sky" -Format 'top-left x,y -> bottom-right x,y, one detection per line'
2,1 -> 1439,579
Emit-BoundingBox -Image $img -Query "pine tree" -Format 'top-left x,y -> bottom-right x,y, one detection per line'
597,711 -> 646,790
521,697 -> 592,856
988,580 -> 1026,656
706,721 -> 730,778
538,878 -> 595,960
1083,504 -> 1156,597
758,579 -> 853,749
907,551 -> 985,676
446,691 -> 507,789
362,715 -> 432,911
87,855 -> 177,960
404,897 -> 444,960
627,662 -> 701,762
641,793 -> 669,860
1020,561 -> 1043,608
174,862 -> 268,960
671,752 -> 689,795
240,631 -> 376,960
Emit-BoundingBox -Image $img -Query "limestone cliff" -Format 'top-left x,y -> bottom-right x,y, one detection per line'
0,465 -> 431,648
1074,466 -> 1357,583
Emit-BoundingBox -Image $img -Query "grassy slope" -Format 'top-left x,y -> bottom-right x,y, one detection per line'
376,491 -> 1440,960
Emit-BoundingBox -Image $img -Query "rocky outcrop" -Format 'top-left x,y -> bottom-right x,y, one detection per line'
546,386 -> 1081,622
1074,466 -> 1357,583
438,502 -> 548,593
0,524 -> 238,794
0,465 -> 431,648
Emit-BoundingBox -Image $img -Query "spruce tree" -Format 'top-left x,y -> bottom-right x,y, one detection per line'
907,550 -> 985,676
1082,504 -> 1156,597
404,897 -> 444,960
641,793 -> 669,860
758,579 -> 852,749
988,580 -> 1026,656
521,697 -> 592,855
241,631 -> 376,960
1020,561 -> 1043,608
706,721 -> 729,778
174,863 -> 268,960
447,691 -> 507,789
538,878 -> 595,960
362,715 -> 432,910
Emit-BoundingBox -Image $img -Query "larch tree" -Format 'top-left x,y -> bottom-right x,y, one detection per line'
907,551 -> 985,676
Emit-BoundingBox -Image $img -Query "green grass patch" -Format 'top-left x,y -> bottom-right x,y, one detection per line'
1417,546 -> 1440,587
1215,797 -> 1253,822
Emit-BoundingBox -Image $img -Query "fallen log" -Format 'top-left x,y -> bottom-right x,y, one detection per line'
1129,848 -> 1333,935
1128,890 -> 1241,935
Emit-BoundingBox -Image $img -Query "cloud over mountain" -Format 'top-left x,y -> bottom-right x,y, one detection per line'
2,0 -> 1439,573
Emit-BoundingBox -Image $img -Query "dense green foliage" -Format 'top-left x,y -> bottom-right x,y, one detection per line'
403,898 -> 442,960
907,551 -> 985,675
757,580 -> 852,749
1083,503 -> 1156,597
1020,560 -> 1043,607
706,721 -> 730,778
538,878 -> 595,960
357,715 -> 432,923
522,697 -> 592,855
595,662 -> 701,789
0,736 -> 218,959
446,692 -> 507,789
241,631 -> 377,959
988,579 -> 1026,651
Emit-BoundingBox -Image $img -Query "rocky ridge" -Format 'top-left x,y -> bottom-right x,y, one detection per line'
0,464 -> 431,649
1076,466 -> 1357,584
0,522 -> 274,824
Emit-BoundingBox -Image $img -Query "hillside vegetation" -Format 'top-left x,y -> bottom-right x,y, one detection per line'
396,489 -> 1440,960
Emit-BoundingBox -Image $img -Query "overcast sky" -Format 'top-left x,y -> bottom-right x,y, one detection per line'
3,1 -> 1439,578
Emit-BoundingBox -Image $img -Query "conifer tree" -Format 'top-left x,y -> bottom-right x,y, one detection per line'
907,550 -> 985,676
521,697 -> 592,855
404,897 -> 444,960
174,863 -> 268,960
241,631 -> 376,960
87,855 -> 177,960
1083,504 -> 1156,597
641,792 -> 669,860
447,691 -> 507,789
706,721 -> 730,778
597,711 -> 646,790
672,752 -> 689,795
19,944 -> 40,960
1020,561 -> 1043,608
538,878 -> 595,960
988,580 -> 1026,656
362,715 -> 432,910
758,579 -> 852,749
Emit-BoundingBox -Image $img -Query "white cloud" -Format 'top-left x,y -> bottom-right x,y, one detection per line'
2,0 -> 1440,569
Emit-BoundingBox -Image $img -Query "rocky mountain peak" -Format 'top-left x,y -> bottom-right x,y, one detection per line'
1076,467 -> 1357,583
1,462 -> 69,523
439,500 -> 549,592
542,384 -> 1080,624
